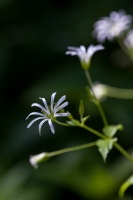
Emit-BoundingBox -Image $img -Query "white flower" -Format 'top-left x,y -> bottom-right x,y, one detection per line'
65,44 -> 104,69
124,30 -> 133,48
92,82 -> 107,100
93,10 -> 132,42
26,92 -> 69,135
30,152 -> 48,169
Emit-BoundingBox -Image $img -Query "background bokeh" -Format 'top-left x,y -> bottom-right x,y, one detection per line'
1,0 -> 133,199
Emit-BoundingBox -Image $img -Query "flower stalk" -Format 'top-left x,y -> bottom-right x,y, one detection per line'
84,70 -> 108,127
47,141 -> 96,157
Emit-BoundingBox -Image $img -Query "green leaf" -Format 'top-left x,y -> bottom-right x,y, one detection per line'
79,100 -> 84,117
102,124 -> 123,138
96,138 -> 117,162
119,174 -> 133,198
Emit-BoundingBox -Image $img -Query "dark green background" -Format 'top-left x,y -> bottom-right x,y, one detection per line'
1,0 -> 133,199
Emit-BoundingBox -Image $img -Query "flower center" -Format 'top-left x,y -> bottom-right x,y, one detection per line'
41,109 -> 56,121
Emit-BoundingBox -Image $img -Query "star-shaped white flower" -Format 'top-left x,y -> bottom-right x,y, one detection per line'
26,92 -> 69,135
124,30 -> 133,48
93,10 -> 132,42
65,44 -> 104,69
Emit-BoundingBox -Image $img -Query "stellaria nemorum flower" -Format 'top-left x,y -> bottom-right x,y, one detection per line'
93,10 -> 132,42
26,92 -> 69,135
65,44 -> 104,69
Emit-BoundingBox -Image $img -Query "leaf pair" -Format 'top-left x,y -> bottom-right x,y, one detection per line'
96,124 -> 123,162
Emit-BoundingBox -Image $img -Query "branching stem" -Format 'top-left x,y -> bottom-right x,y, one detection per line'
84,70 -> 108,127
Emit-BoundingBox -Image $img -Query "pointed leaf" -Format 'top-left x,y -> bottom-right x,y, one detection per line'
96,138 -> 117,162
119,174 -> 133,198
103,124 -> 123,138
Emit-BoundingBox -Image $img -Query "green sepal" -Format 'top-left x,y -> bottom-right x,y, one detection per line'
81,61 -> 90,70
81,115 -> 90,124
102,124 -> 123,138
119,174 -> 133,198
79,100 -> 84,117
96,138 -> 117,162
67,113 -> 74,120
67,119 -> 80,126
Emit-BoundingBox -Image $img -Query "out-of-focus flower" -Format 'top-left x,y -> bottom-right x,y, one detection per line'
92,82 -> 108,100
65,45 -> 104,69
93,10 -> 132,42
26,92 -> 69,135
30,152 -> 48,169
124,30 -> 133,48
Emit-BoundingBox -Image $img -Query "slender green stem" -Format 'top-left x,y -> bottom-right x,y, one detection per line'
84,69 -> 95,97
48,142 -> 96,157
80,124 -> 106,139
84,70 -> 108,126
114,143 -> 133,163
56,119 -> 106,139
105,85 -> 133,99
96,103 -> 108,126
55,120 -> 70,126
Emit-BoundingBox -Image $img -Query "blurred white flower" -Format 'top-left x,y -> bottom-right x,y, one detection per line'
92,82 -> 107,100
30,152 -> 48,169
93,10 -> 132,42
65,44 -> 104,69
26,92 -> 69,135
124,30 -> 133,48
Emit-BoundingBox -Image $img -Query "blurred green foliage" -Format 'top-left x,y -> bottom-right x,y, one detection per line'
1,0 -> 133,199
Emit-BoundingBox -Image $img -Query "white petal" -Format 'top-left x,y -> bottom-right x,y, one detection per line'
51,92 -> 56,112
27,117 -> 44,128
26,112 -> 44,120
79,45 -> 86,53
54,95 -> 66,109
65,51 -> 78,56
39,97 -> 50,115
54,112 -> 70,117
88,44 -> 104,57
48,120 -> 55,134
54,102 -> 68,113
31,103 -> 48,114
38,119 -> 48,135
